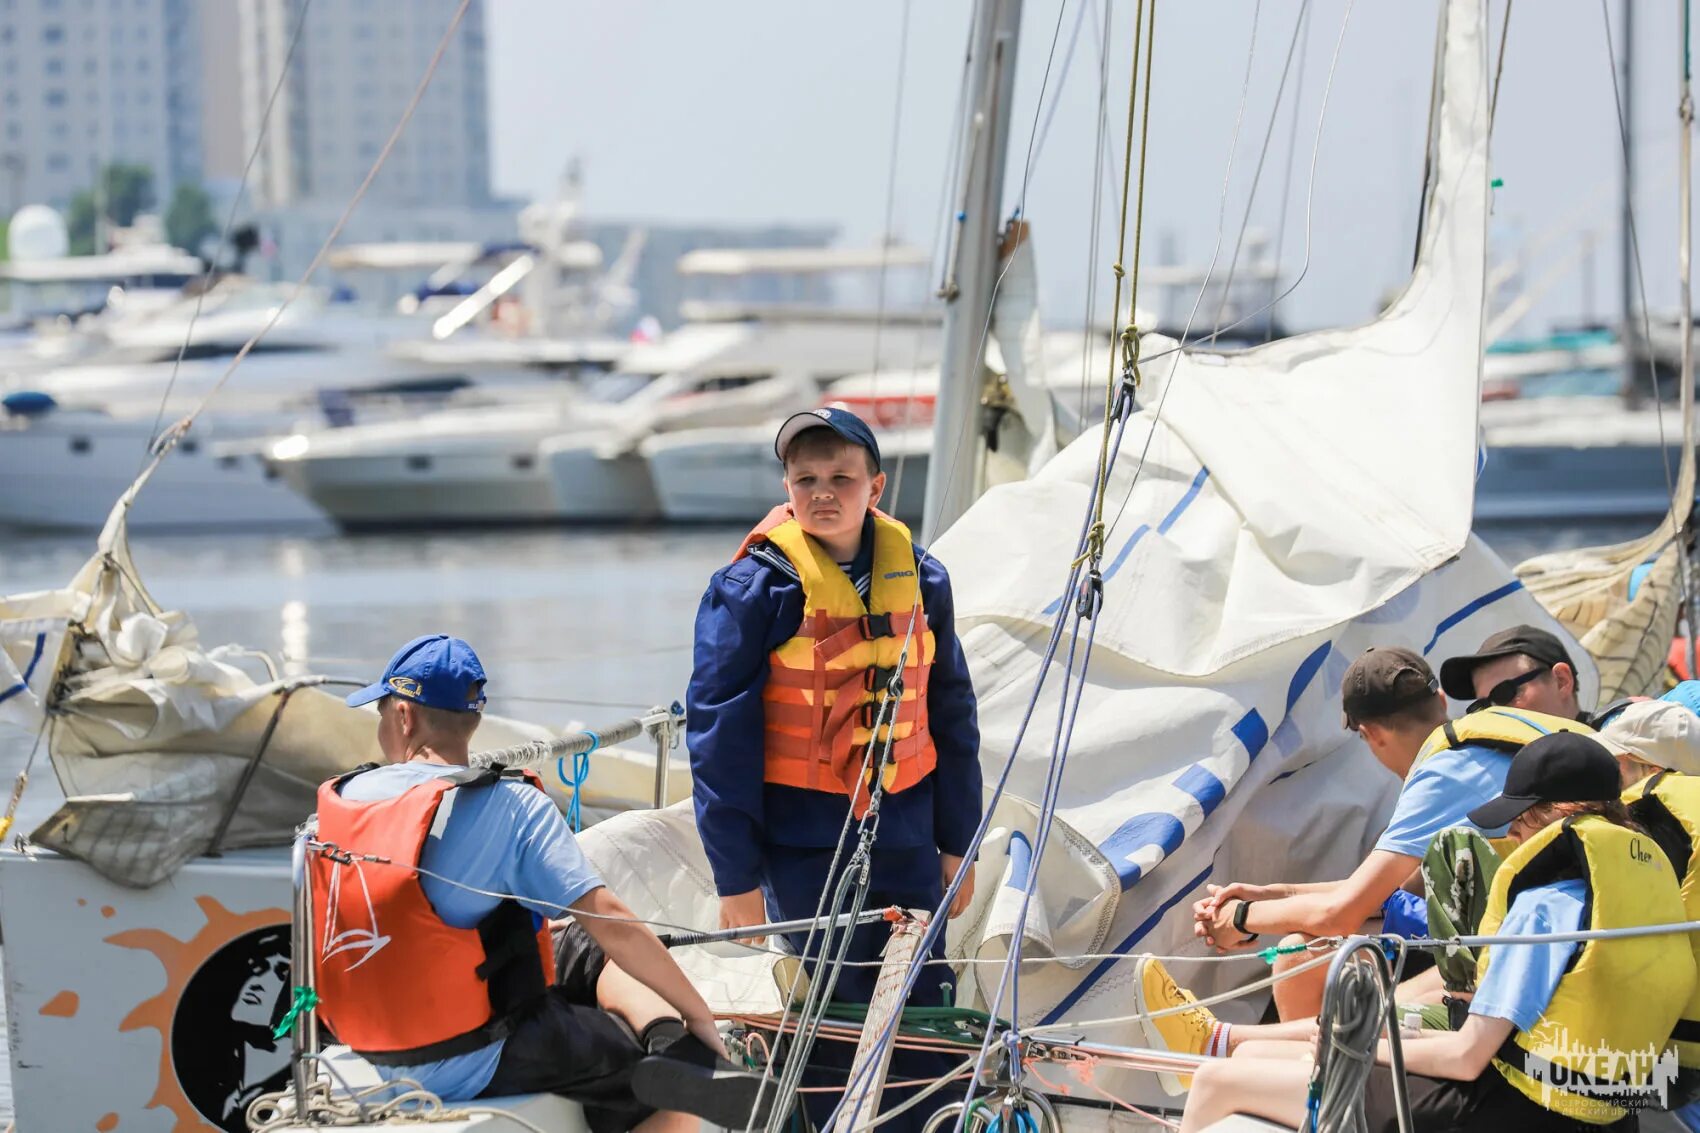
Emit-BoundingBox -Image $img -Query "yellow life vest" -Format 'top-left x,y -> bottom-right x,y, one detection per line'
1478,815 -> 1694,1123
735,505 -> 937,818
1624,769 -> 1700,1068
1412,706 -> 1595,776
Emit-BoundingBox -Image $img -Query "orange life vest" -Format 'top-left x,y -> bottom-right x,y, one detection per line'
736,505 -> 938,817
310,763 -> 554,1065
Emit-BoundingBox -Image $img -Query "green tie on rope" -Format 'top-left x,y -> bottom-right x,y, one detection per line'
273,985 -> 321,1041
1260,940 -> 1316,965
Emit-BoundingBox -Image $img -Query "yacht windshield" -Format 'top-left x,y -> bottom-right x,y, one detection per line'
582,371 -> 654,403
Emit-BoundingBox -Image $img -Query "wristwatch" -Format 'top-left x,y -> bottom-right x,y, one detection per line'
1231,899 -> 1257,941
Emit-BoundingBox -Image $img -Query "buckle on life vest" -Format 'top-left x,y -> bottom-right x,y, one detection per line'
864,665 -> 903,695
860,613 -> 896,640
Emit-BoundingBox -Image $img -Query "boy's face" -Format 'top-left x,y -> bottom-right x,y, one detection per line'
784,443 -> 886,549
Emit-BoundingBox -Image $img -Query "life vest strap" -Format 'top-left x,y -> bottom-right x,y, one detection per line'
358,1016 -> 520,1067
812,610 -> 925,664
1673,1018 -> 1700,1044
764,659 -> 929,691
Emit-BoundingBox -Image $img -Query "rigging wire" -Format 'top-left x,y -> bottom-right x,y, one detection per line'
867,0 -> 917,392
136,0 -> 477,487
1597,0 -> 1692,675
1265,1 -> 1312,340
1210,0 -> 1315,338
1101,0 -> 1356,548
140,0 -> 316,465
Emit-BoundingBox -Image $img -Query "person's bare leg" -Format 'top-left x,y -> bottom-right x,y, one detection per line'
1272,933 -> 1330,1021
597,958 -> 680,1036
1179,1057 -> 1313,1133
1222,1017 -> 1319,1053
635,1109 -> 697,1133
1232,1038 -> 1315,1062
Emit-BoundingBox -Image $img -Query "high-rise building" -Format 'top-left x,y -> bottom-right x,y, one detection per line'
237,0 -> 490,211
0,0 -> 205,215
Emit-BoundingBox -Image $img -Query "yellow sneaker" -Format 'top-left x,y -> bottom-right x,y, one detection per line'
1133,955 -> 1217,1095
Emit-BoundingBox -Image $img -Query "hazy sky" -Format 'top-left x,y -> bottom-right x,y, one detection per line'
485,1 -> 1695,337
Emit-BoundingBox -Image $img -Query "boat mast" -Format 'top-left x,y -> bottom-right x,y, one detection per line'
1677,0 -> 1696,681
923,0 -> 1024,541
1620,0 -> 1638,398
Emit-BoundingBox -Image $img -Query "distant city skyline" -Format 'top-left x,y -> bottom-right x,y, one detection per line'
485,1 -> 1699,338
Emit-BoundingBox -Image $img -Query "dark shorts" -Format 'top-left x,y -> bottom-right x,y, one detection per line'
1361,1065 -> 1637,1132
478,921 -> 653,1133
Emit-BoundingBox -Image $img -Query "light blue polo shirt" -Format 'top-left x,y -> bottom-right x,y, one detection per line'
330,762 -> 604,1100
1470,879 -> 1586,1030
1374,744 -> 1514,858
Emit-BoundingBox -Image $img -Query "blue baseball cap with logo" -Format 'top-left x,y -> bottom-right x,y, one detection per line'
774,407 -> 882,470
346,634 -> 488,713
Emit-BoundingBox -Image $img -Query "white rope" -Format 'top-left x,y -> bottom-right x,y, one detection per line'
247,1062 -> 552,1133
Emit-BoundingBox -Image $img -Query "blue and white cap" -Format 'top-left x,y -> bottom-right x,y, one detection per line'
774,407 -> 882,470
346,634 -> 488,713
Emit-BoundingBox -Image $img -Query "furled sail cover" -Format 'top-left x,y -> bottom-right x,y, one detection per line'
0,478 -> 664,887
1513,435 -> 1694,701
932,0 -> 1597,1032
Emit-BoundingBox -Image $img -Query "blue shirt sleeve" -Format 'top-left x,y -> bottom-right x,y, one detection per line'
498,784 -> 606,918
686,562 -> 793,897
919,552 -> 983,858
1469,879 -> 1586,1031
1373,747 -> 1511,858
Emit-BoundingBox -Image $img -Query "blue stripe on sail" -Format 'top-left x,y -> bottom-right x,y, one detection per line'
1004,830 -> 1034,891
1039,864 -> 1214,1025
0,633 -> 47,708
1174,763 -> 1226,814
1273,642 -> 1334,757
1042,468 -> 1212,616
1422,580 -> 1524,655
1100,813 -> 1186,890
1232,708 -> 1269,761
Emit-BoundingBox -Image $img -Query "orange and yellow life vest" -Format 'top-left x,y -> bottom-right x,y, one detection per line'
736,505 -> 937,816
310,764 -> 554,1065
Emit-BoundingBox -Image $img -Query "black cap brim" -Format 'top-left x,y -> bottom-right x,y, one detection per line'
1439,647 -> 1522,700
1466,793 -> 1541,829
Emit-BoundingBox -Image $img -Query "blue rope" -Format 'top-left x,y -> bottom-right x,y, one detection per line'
557,730 -> 600,832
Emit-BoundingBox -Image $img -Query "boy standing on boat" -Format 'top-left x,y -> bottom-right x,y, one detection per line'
309,635 -> 772,1133
688,407 -> 984,1130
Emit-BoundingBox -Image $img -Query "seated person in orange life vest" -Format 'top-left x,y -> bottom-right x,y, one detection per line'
310,635 -> 771,1133
687,408 -> 983,1132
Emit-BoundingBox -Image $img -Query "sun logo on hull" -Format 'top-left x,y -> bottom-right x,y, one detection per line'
108,895 -> 291,1133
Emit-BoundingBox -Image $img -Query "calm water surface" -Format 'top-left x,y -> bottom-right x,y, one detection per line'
0,518 -> 1651,1118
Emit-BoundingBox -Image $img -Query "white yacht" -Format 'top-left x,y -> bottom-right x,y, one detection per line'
542,308 -> 941,521
0,310 -> 455,531
263,322 -> 753,527
644,329 -> 1101,523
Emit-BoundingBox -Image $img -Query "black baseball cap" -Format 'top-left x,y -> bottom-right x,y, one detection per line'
1340,647 -> 1440,729
1439,625 -> 1574,701
774,407 -> 882,470
1465,731 -> 1621,829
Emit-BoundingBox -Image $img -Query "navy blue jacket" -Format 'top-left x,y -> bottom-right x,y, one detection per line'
687,515 -> 983,897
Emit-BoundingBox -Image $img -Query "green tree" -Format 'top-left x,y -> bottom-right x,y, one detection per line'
65,163 -> 156,254
165,183 -> 216,255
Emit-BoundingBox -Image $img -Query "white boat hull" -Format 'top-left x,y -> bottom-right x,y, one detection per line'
646,425 -> 930,523
271,446 -> 563,527
0,847 -> 587,1133
0,416 -> 329,531
541,437 -> 662,521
